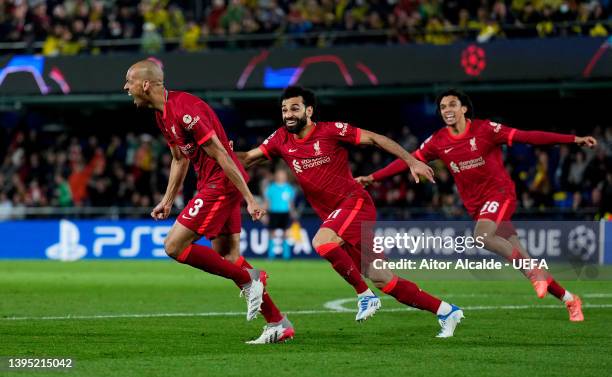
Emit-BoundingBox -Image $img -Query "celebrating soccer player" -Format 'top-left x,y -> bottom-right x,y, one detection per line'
237,86 -> 465,338
123,60 -> 294,344
357,89 -> 597,322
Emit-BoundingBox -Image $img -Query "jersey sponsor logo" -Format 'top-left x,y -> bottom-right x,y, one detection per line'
292,156 -> 332,174
313,140 -> 322,156
444,147 -> 454,154
292,159 -> 303,173
451,156 -> 486,174
288,148 -> 298,152
335,122 -> 348,136
470,137 -> 478,151
489,121 -> 502,133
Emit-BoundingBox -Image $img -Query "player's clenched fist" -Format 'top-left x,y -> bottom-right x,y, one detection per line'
355,175 -> 374,187
575,136 -> 597,148
151,201 -> 171,220
247,200 -> 266,221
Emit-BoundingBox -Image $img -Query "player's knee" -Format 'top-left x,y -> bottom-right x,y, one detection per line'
311,237 -> 326,250
164,237 -> 186,260
312,234 -> 341,250
474,228 -> 495,247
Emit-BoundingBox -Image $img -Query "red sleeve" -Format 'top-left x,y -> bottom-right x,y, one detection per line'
259,129 -> 282,159
179,96 -> 216,145
371,158 -> 410,181
259,145 -> 271,160
415,135 -> 438,162
482,120 -> 574,146
328,122 -> 361,145
509,130 -> 575,146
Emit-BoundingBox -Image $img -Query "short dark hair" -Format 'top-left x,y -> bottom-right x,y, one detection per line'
280,86 -> 316,111
435,89 -> 474,119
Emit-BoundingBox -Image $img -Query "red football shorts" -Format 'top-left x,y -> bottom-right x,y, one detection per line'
472,195 -> 517,239
320,192 -> 378,271
177,188 -> 242,239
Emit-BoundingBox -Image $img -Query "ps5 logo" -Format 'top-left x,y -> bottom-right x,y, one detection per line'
45,220 -> 87,261
45,220 -> 171,260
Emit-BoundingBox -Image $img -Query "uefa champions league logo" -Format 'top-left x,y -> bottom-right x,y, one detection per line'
45,220 -> 87,261
567,225 -> 597,261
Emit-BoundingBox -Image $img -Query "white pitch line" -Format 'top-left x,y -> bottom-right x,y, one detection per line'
2,303 -> 612,322
583,293 -> 612,298
324,294 -> 612,312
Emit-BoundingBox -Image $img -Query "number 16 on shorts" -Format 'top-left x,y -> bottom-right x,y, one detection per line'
479,201 -> 499,215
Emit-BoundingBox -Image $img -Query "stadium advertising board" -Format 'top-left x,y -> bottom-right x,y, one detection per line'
0,219 -> 609,266
0,219 -> 317,260
0,37 -> 610,95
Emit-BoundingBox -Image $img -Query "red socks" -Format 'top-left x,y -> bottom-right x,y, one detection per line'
508,248 -> 567,300
177,244 -> 251,286
382,276 -> 442,314
234,256 -> 284,323
315,243 -> 369,294
547,279 -> 566,300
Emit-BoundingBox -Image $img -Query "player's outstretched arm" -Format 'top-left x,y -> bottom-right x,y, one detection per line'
508,129 -> 598,148
234,147 -> 268,169
355,158 -> 412,187
358,129 -> 435,183
202,136 -> 266,220
151,144 -> 189,220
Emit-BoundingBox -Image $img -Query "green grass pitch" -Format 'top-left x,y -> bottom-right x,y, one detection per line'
1,260 -> 611,377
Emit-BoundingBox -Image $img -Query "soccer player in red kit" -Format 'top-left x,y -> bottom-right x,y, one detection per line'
238,86 -> 465,338
357,89 -> 597,322
123,60 -> 294,344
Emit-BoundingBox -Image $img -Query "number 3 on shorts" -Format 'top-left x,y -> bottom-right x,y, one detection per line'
189,198 -> 204,216
479,201 -> 499,215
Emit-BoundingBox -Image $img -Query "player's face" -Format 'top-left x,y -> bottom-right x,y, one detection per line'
281,96 -> 311,134
439,95 -> 467,126
124,68 -> 148,107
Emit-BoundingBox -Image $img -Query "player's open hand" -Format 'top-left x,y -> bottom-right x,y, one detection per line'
151,201 -> 171,220
575,136 -> 597,148
409,160 -> 435,184
247,200 -> 266,221
355,175 -> 374,187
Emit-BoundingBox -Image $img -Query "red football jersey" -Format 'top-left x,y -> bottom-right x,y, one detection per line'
259,121 -> 368,219
414,119 -> 517,215
155,90 -> 248,192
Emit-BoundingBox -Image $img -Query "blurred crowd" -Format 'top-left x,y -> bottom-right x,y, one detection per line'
0,0 -> 610,55
0,121 -> 610,220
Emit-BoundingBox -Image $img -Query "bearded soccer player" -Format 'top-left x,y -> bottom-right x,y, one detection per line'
123,60 -> 294,344
237,86 -> 464,338
357,89 -> 597,322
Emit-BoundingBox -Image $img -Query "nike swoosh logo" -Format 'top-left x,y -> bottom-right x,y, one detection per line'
182,215 -> 193,220
288,148 -> 297,152
444,148 -> 453,154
